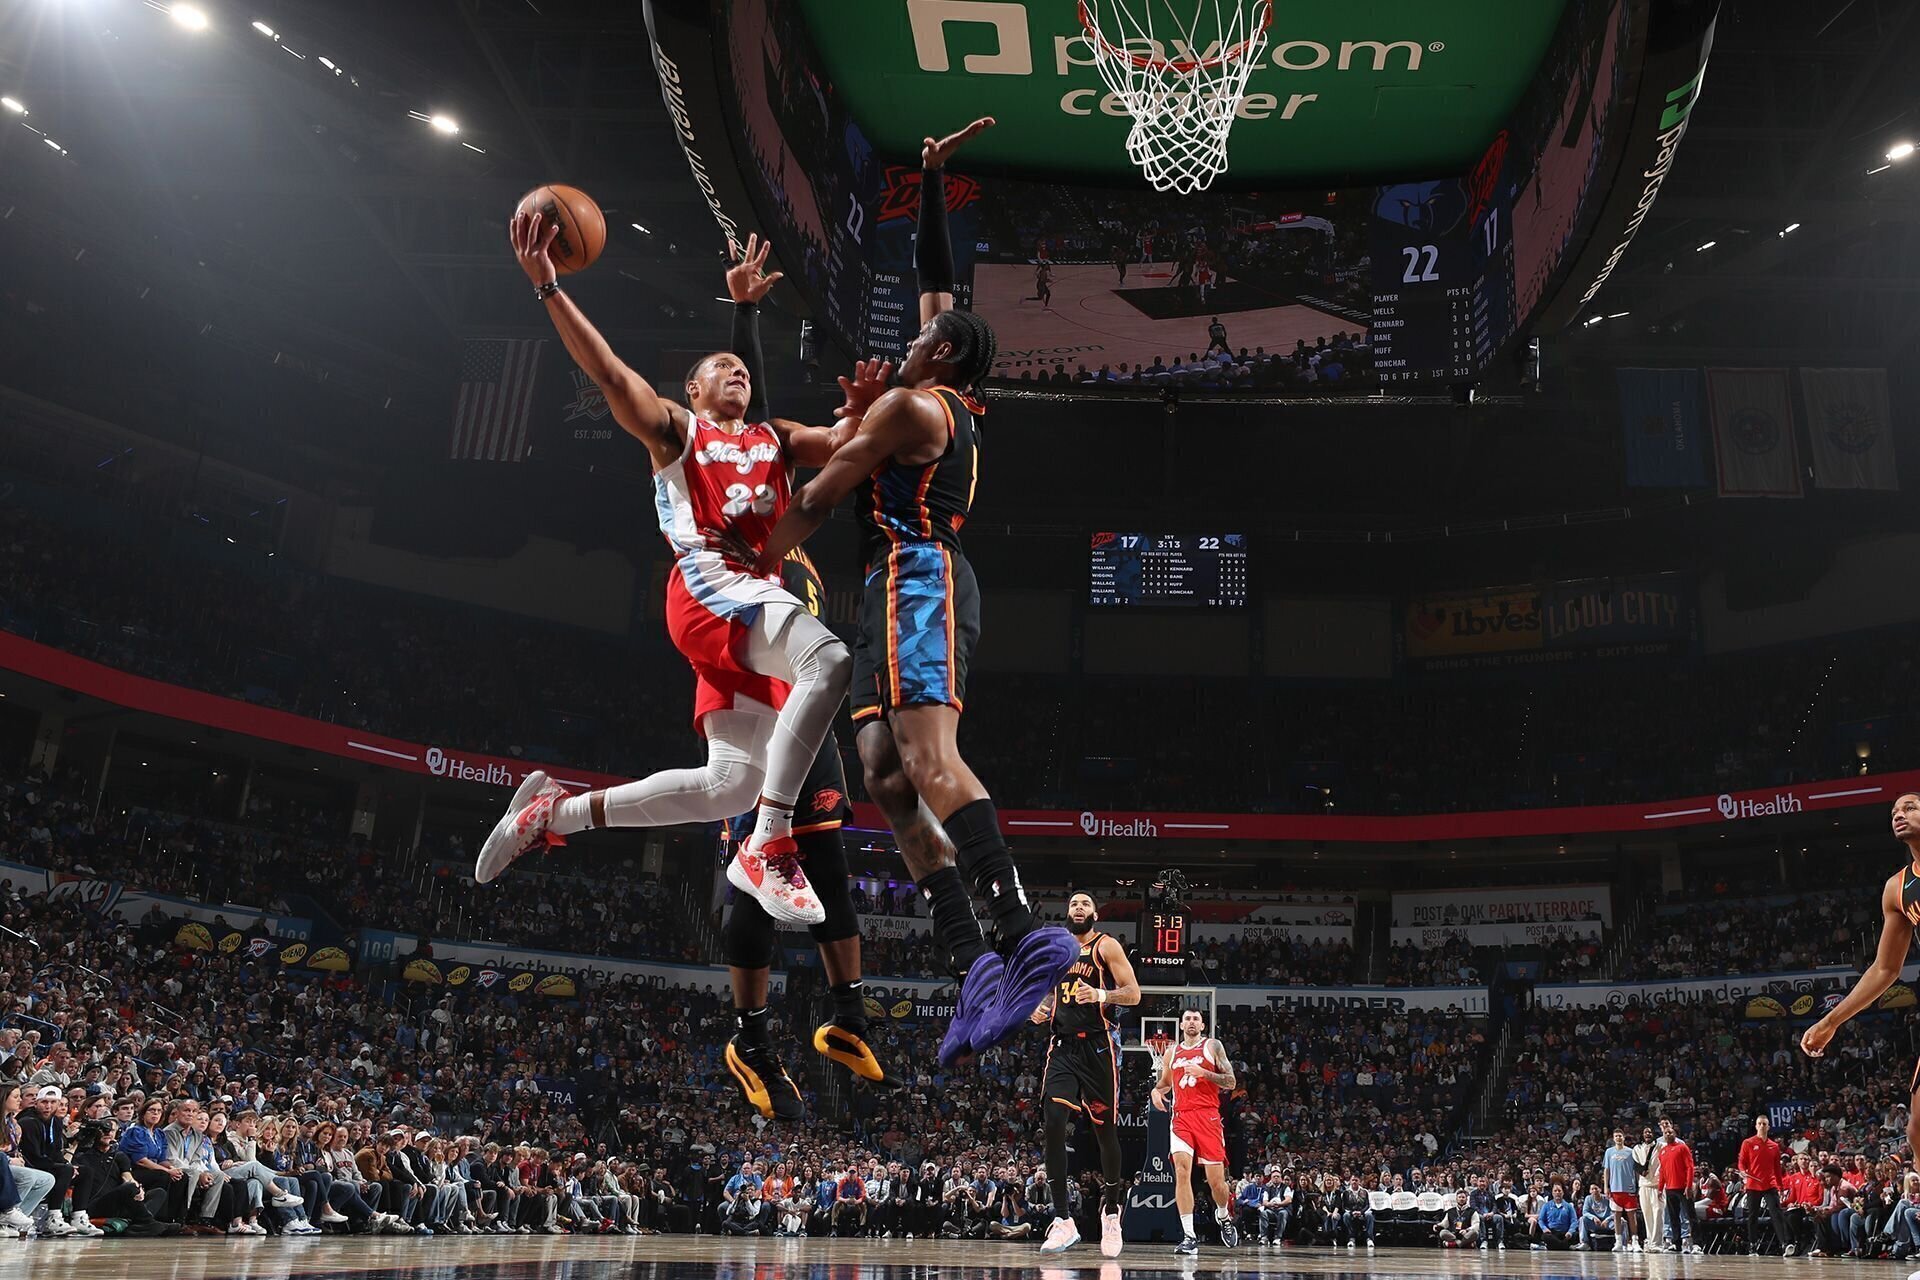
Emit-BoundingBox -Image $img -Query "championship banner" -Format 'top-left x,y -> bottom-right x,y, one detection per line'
1394,884 -> 1612,928
1707,367 -> 1803,497
1800,367 -> 1899,492
1617,369 -> 1709,488
3,630 -> 1915,845
1390,920 -> 1602,948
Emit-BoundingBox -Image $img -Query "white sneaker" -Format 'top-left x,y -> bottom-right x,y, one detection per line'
727,834 -> 826,925
475,770 -> 568,884
68,1214 -> 105,1238
1628,1240 -> 1642,1253
37,1214 -> 75,1238
272,1191 -> 305,1208
1039,1216 -> 1080,1255
320,1206 -> 350,1224
0,1208 -> 30,1233
1366,1240 -> 1375,1252
1101,1210 -> 1123,1258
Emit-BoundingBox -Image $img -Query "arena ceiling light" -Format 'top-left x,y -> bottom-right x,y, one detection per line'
251,20 -> 278,40
429,115 -> 460,135
169,4 -> 211,33
1695,240 -> 1716,252
1779,222 -> 1800,237
0,97 -> 24,116
1886,141 -> 1916,161
631,222 -> 651,234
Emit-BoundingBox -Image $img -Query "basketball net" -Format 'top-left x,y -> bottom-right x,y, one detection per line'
1146,1031 -> 1173,1073
1079,0 -> 1273,194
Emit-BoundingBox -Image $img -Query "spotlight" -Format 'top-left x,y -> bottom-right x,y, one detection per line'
1,97 -> 26,115
1607,311 -> 1629,319
1695,240 -> 1716,252
170,4 -> 211,32
1582,314 -> 1603,327
251,20 -> 278,39
43,137 -> 64,153
1779,222 -> 1800,237
1887,141 -> 1916,161
429,115 -> 460,135
631,222 -> 651,234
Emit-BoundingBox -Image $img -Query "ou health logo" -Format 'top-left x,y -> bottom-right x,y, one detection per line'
425,747 -> 447,776
1079,811 -> 1099,835
1715,793 -> 1736,819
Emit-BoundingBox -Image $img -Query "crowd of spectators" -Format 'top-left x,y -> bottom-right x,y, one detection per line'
1620,892 -> 1878,982
1019,334 -> 1372,393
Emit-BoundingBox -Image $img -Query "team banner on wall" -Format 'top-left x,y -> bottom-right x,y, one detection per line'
1393,884 -> 1612,928
1390,920 -> 1603,948
1707,367 -> 1803,497
1800,368 -> 1899,492
1617,368 -> 1709,488
1533,967 -> 1857,1010
1403,575 -> 1693,670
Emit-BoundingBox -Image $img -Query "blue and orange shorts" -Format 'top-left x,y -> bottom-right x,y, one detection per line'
851,543 -> 980,722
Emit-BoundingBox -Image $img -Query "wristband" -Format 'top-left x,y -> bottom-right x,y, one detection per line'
1096,988 -> 1107,1005
535,281 -> 560,301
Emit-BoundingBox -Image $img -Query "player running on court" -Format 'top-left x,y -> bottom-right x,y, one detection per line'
1152,1008 -> 1240,1256
1027,892 -> 1140,1256
750,117 -> 1079,1066
1799,791 -> 1920,1162
479,220 -> 879,933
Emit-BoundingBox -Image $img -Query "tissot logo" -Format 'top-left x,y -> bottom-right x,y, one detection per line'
425,746 -> 517,787
1717,792 -> 1803,820
1078,811 -> 1158,838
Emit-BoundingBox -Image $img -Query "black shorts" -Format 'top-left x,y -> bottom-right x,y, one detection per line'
1042,1030 -> 1120,1126
851,544 -> 980,722
796,731 -> 852,834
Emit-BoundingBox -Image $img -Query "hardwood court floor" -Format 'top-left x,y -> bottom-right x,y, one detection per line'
0,1234 -> 1877,1280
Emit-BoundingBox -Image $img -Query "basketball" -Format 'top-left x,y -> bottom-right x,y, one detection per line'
515,183 -> 606,275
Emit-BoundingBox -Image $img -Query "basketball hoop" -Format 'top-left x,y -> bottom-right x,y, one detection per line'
1146,1031 -> 1173,1072
1078,0 -> 1273,194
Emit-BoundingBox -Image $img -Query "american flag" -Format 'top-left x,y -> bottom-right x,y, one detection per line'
451,338 -> 545,461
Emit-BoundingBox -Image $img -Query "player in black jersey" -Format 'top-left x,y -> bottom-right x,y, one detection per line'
714,252 -> 889,1124
1027,892 -> 1140,1256
1801,792 -> 1920,1159
754,117 -> 1079,1071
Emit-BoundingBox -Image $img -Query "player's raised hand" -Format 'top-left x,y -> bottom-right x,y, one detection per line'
726,233 -> 785,304
511,210 -> 560,287
835,359 -> 895,420
923,117 -> 995,170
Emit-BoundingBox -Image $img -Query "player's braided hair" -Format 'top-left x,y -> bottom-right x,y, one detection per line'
929,308 -> 997,398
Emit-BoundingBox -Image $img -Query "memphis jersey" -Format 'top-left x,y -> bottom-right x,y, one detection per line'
1051,931 -> 1116,1036
1169,1039 -> 1223,1115
654,416 -> 790,562
855,386 -> 981,567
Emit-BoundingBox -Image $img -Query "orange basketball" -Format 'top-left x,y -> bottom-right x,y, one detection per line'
515,183 -> 606,276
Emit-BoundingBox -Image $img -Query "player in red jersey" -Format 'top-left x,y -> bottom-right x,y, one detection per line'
1801,791 -> 1920,1161
1152,1008 -> 1239,1256
477,221 -> 885,934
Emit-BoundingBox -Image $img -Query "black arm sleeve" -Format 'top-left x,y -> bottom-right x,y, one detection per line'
731,302 -> 769,421
914,167 -> 956,295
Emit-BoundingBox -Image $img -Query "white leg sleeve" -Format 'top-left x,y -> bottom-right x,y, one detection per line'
593,710 -> 774,828
742,602 -> 851,807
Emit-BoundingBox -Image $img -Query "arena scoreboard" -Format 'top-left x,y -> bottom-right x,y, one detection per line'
1089,532 -> 1248,609
1136,910 -> 1190,982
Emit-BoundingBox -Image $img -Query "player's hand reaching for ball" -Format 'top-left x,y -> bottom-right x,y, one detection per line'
923,117 -> 995,170
511,210 -> 560,288
726,233 -> 784,304
1800,1017 -> 1835,1058
835,359 -> 895,422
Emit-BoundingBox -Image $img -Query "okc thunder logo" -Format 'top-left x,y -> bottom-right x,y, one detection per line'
810,789 -> 845,814
1375,180 -> 1467,234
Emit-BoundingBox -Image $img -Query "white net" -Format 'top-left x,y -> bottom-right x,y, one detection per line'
1078,0 -> 1273,194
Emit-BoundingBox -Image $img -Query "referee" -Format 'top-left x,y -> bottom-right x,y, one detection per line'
1029,892 -> 1141,1256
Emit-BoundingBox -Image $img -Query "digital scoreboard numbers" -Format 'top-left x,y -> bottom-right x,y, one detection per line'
1090,533 -> 1247,608
1369,179 -> 1479,385
1137,910 -> 1189,981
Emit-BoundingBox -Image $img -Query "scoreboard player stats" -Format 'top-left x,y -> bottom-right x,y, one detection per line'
1089,532 -> 1248,609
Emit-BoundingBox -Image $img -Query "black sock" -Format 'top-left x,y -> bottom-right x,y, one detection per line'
830,980 -> 868,1034
918,866 -> 989,977
1096,1123 -> 1125,1211
736,1005 -> 772,1048
942,798 -> 1035,949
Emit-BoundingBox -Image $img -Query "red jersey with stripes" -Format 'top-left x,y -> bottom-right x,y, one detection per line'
1169,1038 -> 1223,1116
654,416 -> 791,561
855,386 -> 981,570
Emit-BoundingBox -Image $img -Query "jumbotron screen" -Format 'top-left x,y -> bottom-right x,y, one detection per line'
1090,532 -> 1248,609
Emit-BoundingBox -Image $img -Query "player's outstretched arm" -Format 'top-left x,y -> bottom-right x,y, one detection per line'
917,118 -> 994,327
1802,872 -> 1912,1057
752,386 -> 945,573
512,210 -> 682,469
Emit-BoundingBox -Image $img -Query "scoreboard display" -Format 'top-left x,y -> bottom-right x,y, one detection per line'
1090,533 -> 1248,609
1136,910 -> 1190,982
1367,176 -> 1517,385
